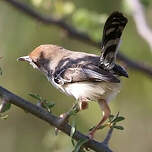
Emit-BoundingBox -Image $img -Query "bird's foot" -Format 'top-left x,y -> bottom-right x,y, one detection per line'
79,101 -> 88,110
78,97 -> 90,110
88,127 -> 97,139
88,132 -> 94,140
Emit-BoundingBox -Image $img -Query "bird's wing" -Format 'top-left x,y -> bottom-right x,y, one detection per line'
99,12 -> 128,70
53,65 -> 120,85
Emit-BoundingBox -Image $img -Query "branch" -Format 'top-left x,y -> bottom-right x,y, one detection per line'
0,86 -> 112,152
103,127 -> 114,146
102,113 -> 120,146
3,0 -> 152,78
127,0 -> 152,51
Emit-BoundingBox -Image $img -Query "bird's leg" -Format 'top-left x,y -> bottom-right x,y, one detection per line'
78,97 -> 89,110
59,97 -> 89,123
89,99 -> 111,139
55,97 -> 89,135
59,98 -> 89,123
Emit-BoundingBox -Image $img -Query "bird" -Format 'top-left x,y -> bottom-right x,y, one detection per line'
18,11 -> 128,139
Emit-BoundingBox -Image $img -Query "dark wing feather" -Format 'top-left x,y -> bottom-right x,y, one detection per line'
100,12 -> 128,70
54,65 -> 120,85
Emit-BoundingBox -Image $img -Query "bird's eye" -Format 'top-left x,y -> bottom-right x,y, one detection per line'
32,60 -> 40,68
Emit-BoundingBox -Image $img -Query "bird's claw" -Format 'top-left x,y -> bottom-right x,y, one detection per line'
88,128 -> 97,139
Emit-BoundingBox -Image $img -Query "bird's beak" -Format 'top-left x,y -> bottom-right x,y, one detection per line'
17,56 -> 38,69
17,56 -> 32,62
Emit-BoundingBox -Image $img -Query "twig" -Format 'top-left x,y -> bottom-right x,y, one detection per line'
127,0 -> 152,51
103,127 -> 114,146
102,112 -> 119,146
3,0 -> 152,78
0,86 -> 112,152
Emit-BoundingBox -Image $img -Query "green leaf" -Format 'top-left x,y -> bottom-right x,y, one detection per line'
112,116 -> 125,123
89,126 -> 95,131
71,137 -> 75,147
41,103 -> 49,112
98,124 -> 108,130
73,138 -> 89,152
29,93 -> 42,101
0,67 -> 2,76
0,103 -> 11,113
70,120 -> 76,146
90,123 -> 108,131
69,103 -> 79,116
42,101 -> 55,113
29,93 -> 55,112
113,125 -> 124,130
69,109 -> 77,116
108,114 -> 115,122
0,114 -> 8,120
46,102 -> 55,109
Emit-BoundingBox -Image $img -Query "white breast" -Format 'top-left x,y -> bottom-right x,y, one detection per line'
47,74 -> 120,102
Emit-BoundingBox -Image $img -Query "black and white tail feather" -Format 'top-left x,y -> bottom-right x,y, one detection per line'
99,12 -> 128,77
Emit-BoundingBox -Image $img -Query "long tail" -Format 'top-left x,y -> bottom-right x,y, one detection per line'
99,12 -> 128,70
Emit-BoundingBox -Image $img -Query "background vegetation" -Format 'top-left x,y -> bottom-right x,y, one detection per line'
0,0 -> 152,151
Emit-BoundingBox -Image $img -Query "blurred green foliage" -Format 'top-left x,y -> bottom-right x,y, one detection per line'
0,0 -> 152,152
72,9 -> 107,41
72,138 -> 89,152
140,0 -> 152,7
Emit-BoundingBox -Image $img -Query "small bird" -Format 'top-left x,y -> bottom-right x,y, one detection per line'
18,12 -> 128,139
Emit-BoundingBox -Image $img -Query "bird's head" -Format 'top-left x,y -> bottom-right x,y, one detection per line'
17,44 -> 63,74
